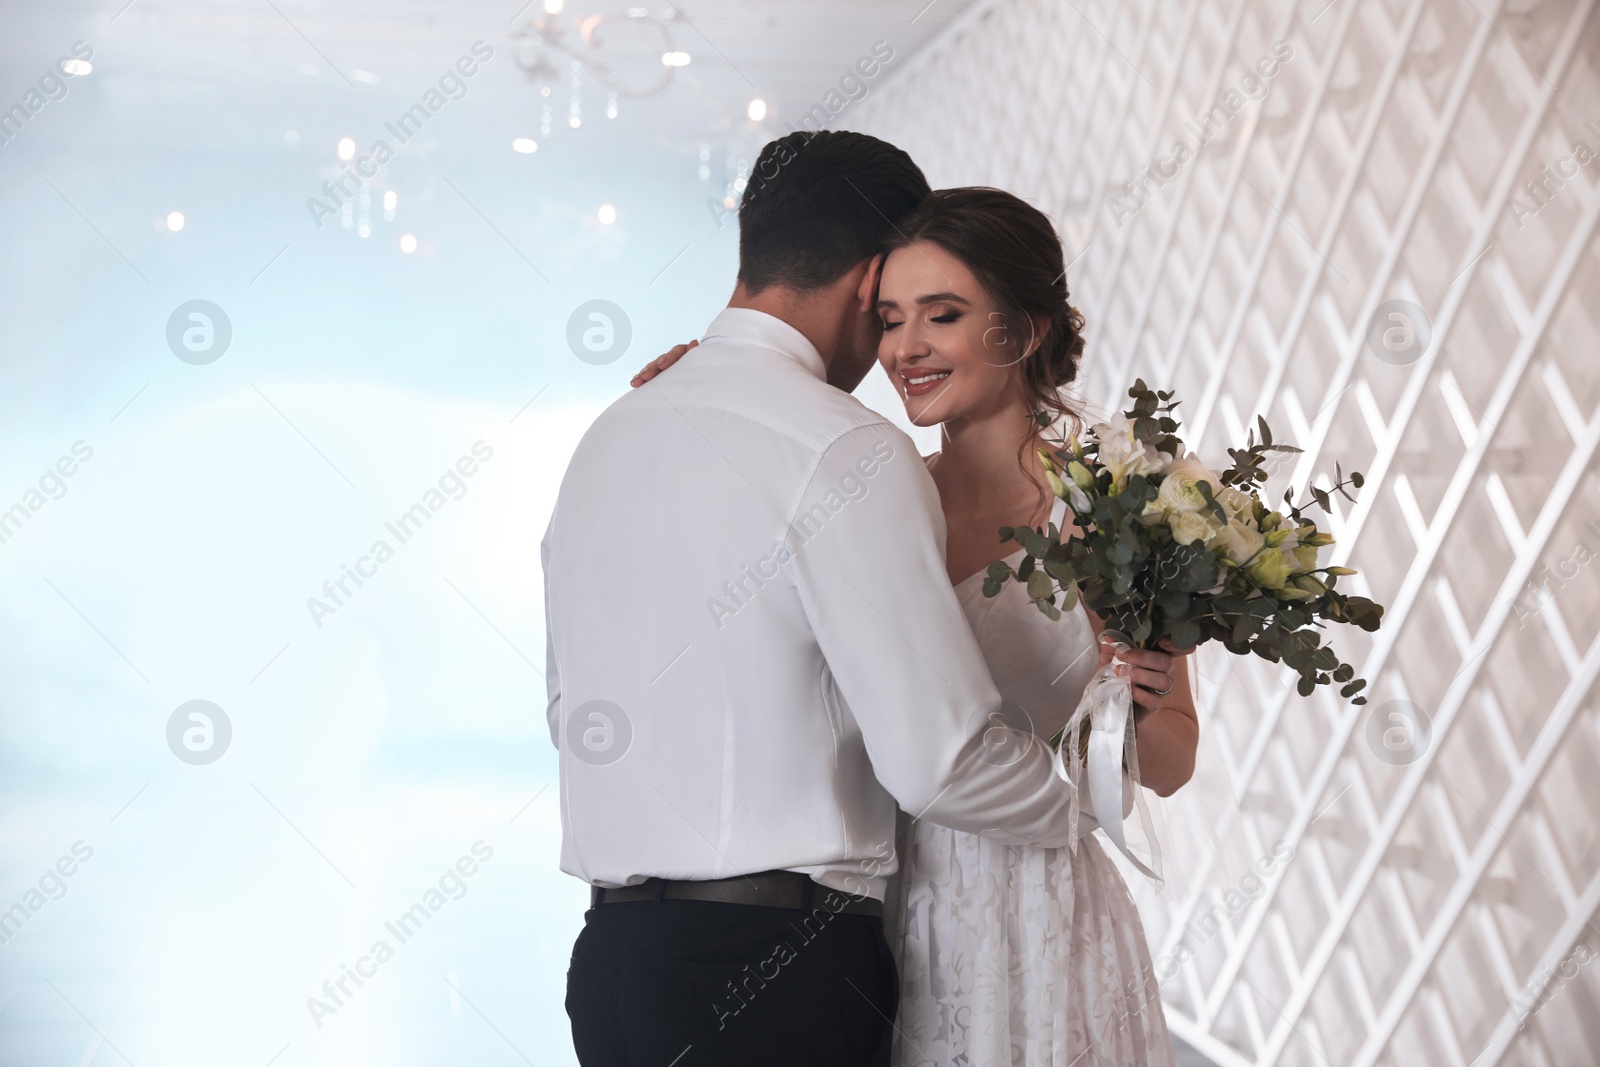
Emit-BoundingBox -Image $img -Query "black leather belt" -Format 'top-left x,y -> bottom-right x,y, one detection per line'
590,869 -> 883,918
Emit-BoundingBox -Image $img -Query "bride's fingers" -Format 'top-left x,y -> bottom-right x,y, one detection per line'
1130,685 -> 1165,712
1114,660 -> 1174,703
629,354 -> 672,386
629,340 -> 698,388
1115,647 -> 1174,674
1096,633 -> 1120,667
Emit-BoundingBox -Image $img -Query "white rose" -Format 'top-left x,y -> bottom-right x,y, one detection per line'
1169,510 -> 1216,546
1217,486 -> 1256,524
1141,454 -> 1226,539
1152,454 -> 1225,516
1209,518 -> 1265,565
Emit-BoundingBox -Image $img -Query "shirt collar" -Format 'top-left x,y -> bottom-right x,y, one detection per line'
701,307 -> 827,382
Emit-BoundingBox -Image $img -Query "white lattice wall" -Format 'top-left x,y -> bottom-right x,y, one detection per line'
850,1 -> 1600,1064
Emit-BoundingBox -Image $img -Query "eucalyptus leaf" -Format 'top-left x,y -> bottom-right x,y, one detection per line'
986,378 -> 1384,701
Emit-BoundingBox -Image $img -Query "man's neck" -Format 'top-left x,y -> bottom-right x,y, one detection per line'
727,282 -> 843,371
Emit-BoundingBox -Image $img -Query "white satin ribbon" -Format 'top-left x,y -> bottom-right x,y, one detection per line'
1051,630 -> 1163,884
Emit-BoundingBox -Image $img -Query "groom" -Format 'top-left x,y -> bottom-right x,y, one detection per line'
544,130 -> 1086,1065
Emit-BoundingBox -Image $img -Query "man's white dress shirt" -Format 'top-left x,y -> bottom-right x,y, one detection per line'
542,307 -> 1082,901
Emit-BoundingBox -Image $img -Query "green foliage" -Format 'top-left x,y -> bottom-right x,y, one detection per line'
987,380 -> 1386,705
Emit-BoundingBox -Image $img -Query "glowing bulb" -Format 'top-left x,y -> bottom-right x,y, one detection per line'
597,204 -> 617,225
568,115 -> 581,128
61,59 -> 92,76
747,99 -> 767,122
661,51 -> 691,67
358,224 -> 370,238
383,190 -> 397,211
543,0 -> 563,11
337,136 -> 355,160
165,211 -> 184,232
400,234 -> 418,254
511,138 -> 538,154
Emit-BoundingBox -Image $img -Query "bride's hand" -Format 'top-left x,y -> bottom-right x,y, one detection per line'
630,339 -> 697,388
1106,635 -> 1192,716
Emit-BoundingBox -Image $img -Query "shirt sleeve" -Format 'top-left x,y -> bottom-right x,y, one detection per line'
788,423 -> 1081,848
541,514 -> 561,750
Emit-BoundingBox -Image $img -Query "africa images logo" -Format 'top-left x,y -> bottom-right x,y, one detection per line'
304,441 -> 494,628
304,41 -> 493,229
0,41 -> 93,149
705,439 -> 896,629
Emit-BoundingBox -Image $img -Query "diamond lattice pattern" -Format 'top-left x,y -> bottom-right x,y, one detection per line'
850,1 -> 1600,1063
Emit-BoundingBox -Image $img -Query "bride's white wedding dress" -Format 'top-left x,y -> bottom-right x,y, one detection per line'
885,495 -> 1176,1067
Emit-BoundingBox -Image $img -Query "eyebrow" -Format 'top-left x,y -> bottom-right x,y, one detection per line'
876,291 -> 972,310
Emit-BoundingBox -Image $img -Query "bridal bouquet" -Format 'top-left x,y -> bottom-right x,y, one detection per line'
986,379 -> 1384,700
984,381 -> 1385,879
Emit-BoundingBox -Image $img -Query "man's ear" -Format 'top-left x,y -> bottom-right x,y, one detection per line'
856,253 -> 885,311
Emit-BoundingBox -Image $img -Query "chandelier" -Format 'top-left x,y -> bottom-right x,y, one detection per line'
510,4 -> 688,101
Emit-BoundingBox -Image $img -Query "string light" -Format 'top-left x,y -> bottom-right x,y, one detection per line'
568,59 -> 582,130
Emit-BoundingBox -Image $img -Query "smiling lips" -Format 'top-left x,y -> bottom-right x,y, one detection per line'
901,369 -> 952,397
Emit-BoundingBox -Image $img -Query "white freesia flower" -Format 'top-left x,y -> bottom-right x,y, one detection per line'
1091,412 -> 1169,489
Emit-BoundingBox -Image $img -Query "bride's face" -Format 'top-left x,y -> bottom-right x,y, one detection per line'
876,241 -> 1031,427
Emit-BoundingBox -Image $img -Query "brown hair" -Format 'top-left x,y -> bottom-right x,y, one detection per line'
885,187 -> 1088,512
738,131 -> 930,294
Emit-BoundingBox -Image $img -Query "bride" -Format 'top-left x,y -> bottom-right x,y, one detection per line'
633,186 -> 1198,1066
873,187 -> 1196,1066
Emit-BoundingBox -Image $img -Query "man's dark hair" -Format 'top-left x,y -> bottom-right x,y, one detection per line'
736,130 -> 929,294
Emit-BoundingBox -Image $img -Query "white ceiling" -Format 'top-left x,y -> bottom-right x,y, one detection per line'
0,0 -> 976,157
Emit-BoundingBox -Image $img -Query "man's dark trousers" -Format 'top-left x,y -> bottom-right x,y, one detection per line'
566,896 -> 899,1066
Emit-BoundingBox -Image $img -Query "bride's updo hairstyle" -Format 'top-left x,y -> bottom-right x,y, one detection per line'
884,187 -> 1086,432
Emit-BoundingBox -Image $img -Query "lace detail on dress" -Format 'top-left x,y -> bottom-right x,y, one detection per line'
889,823 -> 1174,1067
887,494 -> 1175,1065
